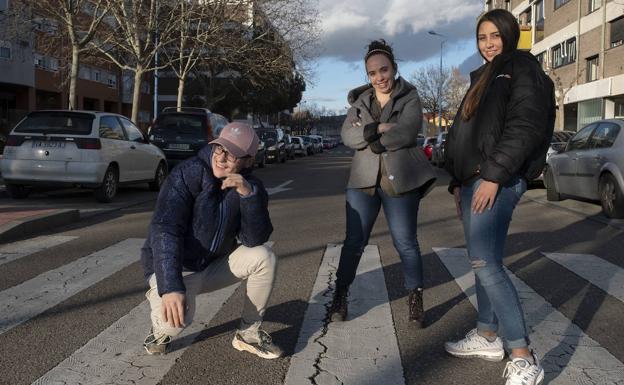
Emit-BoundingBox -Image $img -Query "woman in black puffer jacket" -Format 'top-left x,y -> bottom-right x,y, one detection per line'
444,9 -> 555,385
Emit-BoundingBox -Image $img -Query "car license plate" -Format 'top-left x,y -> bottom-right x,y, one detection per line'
168,143 -> 190,150
32,141 -> 66,149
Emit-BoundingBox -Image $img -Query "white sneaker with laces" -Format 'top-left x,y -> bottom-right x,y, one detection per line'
232,329 -> 283,359
444,328 -> 505,361
503,352 -> 544,385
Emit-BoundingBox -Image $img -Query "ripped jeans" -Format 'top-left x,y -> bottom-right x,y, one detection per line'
460,176 -> 528,349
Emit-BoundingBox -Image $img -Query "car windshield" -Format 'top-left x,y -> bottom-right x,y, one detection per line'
301,136 -> 311,143
258,131 -> 277,143
14,112 -> 94,135
152,114 -> 207,140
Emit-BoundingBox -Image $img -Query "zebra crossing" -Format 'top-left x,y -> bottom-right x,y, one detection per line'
1,235 -> 623,384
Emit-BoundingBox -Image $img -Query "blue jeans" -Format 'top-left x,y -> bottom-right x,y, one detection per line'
460,176 -> 528,349
336,187 -> 423,291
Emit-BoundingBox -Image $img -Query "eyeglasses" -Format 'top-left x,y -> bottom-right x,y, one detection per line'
213,145 -> 238,163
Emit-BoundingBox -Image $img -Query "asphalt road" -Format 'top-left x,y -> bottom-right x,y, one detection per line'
1,146 -> 623,385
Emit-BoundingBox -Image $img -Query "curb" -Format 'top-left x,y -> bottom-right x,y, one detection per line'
0,209 -> 80,244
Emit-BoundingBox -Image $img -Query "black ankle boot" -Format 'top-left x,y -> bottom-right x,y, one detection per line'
408,288 -> 424,327
329,286 -> 348,322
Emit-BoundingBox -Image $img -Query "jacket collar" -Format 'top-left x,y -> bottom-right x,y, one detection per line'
347,76 -> 415,108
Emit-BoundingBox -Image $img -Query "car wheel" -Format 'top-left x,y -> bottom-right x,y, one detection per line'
6,184 -> 30,199
149,162 -> 167,191
599,173 -> 624,219
94,166 -> 118,203
545,167 -> 561,201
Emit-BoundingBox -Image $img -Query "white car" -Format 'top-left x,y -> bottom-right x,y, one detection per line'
1,110 -> 167,202
291,136 -> 308,156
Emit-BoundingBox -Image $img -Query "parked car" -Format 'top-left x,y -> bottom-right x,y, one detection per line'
1,110 -> 167,202
533,130 -> 576,183
283,133 -> 296,160
291,136 -> 308,156
545,119 -> 624,218
308,134 -> 324,152
257,128 -> 287,163
422,136 -> 437,161
300,135 -> 315,155
255,140 -> 266,168
431,132 -> 447,167
148,107 -> 228,168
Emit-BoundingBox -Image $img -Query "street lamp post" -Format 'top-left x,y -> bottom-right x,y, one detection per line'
428,31 -> 447,136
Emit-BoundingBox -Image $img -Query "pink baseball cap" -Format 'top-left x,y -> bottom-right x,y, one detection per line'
209,122 -> 259,158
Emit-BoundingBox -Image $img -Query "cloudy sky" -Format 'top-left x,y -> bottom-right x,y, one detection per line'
303,0 -> 485,113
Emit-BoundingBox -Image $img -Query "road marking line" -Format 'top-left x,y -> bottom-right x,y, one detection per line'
0,238 -> 144,335
433,247 -> 624,385
543,252 -> 624,303
284,244 -> 405,385
31,240 -> 274,385
0,235 -> 78,266
266,180 -> 293,196
31,285 -> 239,385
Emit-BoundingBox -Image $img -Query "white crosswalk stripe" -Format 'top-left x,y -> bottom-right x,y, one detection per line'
433,247 -> 624,385
543,252 -> 624,304
0,235 -> 78,266
3,233 -> 624,385
285,244 -> 405,385
0,238 -> 143,335
32,285 -> 239,385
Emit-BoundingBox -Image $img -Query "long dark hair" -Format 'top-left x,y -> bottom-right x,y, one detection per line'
364,39 -> 398,73
462,9 -> 520,120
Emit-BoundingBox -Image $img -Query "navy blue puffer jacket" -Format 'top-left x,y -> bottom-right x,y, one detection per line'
141,144 -> 273,296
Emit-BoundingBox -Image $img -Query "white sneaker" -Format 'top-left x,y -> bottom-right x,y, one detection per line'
444,328 -> 505,361
503,352 -> 544,385
232,329 -> 283,359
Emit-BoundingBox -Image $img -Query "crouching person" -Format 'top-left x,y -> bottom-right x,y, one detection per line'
140,122 -> 282,359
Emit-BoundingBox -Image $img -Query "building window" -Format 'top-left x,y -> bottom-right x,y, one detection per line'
486,1 -> 492,11
588,0 -> 601,14
504,0 -> 510,11
535,51 -> 546,70
586,55 -> 599,82
551,38 -> 576,68
535,1 -> 545,43
0,41 -> 10,59
519,7 -> 532,28
107,74 -> 117,88
0,0 -> 8,12
611,17 -> 624,48
34,54 -> 59,71
555,0 -> 571,9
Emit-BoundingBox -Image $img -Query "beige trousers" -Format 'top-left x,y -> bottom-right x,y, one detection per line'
146,245 -> 276,339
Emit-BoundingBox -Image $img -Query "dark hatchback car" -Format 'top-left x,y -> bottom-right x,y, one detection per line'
148,108 -> 228,168
257,128 -> 286,163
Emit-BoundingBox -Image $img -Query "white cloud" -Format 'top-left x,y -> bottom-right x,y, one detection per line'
317,0 -> 483,62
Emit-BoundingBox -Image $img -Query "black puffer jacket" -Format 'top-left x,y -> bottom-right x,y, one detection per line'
445,50 -> 555,192
141,144 -> 272,296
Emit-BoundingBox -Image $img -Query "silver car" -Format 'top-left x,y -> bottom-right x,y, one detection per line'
1,110 -> 167,202
545,119 -> 624,218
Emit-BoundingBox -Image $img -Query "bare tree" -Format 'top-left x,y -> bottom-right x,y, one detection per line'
410,64 -> 450,121
445,68 -> 469,119
91,0 -> 178,123
549,66 -> 585,131
5,0 -> 110,110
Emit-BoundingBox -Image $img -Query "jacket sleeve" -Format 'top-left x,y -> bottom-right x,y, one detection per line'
341,106 -> 369,150
370,96 -> 423,153
444,128 -> 461,194
149,166 -> 196,296
480,65 -> 551,185
238,178 -> 273,246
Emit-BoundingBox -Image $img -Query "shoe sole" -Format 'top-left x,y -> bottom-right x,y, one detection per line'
445,346 -> 505,362
143,345 -> 167,356
232,337 -> 281,359
535,369 -> 545,385
330,313 -> 346,322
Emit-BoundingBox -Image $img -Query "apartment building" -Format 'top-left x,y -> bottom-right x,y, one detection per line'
486,0 -> 624,131
0,0 -> 153,137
